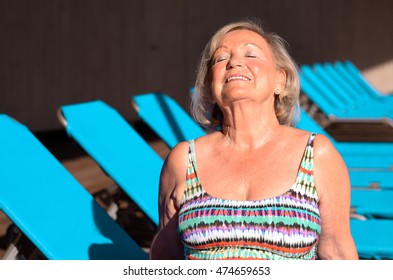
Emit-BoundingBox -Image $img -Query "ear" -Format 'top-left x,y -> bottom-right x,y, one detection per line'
276,69 -> 286,92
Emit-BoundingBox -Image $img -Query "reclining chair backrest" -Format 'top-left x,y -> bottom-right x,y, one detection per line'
132,92 -> 206,149
59,100 -> 161,226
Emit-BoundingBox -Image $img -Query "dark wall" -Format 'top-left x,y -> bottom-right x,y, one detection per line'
1,0 -> 392,131
187,0 -> 393,72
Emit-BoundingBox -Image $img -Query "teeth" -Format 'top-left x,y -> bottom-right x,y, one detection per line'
227,76 -> 250,82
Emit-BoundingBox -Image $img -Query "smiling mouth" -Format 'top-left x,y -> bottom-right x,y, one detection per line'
226,75 -> 251,83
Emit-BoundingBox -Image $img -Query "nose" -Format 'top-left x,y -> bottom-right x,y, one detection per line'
226,56 -> 243,70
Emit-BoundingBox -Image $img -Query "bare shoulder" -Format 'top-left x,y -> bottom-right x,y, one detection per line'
159,141 -> 190,213
310,136 -> 356,259
284,127 -> 335,153
312,133 -> 347,177
163,141 -> 190,176
312,134 -> 341,160
160,140 -> 190,194
312,134 -> 350,199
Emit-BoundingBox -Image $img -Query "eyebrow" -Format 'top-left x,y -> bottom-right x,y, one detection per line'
214,42 -> 263,54
213,45 -> 228,53
245,43 -> 264,51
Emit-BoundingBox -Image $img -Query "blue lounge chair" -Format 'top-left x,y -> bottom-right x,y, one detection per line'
320,62 -> 371,107
0,114 -> 147,260
312,63 -> 393,112
297,109 -> 393,159
351,189 -> 393,219
311,63 -> 393,115
341,61 -> 393,103
351,219 -> 393,259
299,65 -> 393,121
58,100 -> 162,226
132,92 -> 206,149
333,62 -> 388,106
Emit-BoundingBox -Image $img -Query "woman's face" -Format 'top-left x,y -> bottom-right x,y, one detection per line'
210,29 -> 283,106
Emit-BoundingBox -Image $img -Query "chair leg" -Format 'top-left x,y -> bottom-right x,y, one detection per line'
2,225 -> 23,260
106,202 -> 119,220
2,238 -> 21,260
93,185 -> 120,220
2,224 -> 45,260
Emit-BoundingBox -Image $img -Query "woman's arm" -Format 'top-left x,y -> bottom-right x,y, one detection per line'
149,142 -> 189,260
313,134 -> 358,259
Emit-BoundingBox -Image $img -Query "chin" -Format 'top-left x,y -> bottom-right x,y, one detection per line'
222,88 -> 251,99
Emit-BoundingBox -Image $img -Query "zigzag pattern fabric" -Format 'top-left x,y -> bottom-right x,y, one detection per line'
177,134 -> 321,259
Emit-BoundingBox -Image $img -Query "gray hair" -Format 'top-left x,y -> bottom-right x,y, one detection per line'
191,19 -> 300,130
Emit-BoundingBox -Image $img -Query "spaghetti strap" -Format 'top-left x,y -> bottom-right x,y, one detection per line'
293,132 -> 318,201
188,139 -> 197,171
182,139 -> 202,205
308,132 -> 316,146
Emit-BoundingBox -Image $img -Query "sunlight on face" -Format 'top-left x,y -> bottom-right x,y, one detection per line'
210,29 -> 281,105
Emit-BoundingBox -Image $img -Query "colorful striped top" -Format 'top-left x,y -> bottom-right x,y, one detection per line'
177,133 -> 320,260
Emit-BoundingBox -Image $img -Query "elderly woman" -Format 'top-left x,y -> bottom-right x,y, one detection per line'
150,20 -> 358,260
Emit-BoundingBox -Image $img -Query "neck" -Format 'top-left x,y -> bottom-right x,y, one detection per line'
220,101 -> 280,150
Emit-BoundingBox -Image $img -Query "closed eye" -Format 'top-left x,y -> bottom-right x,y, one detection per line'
213,56 -> 228,65
245,53 -> 257,58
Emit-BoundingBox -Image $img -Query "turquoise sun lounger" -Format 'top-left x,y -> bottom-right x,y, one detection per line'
132,92 -> 206,149
340,61 -> 393,103
299,65 -> 393,121
58,100 -> 162,226
0,114 -> 147,260
351,219 -> 393,259
311,63 -> 393,115
351,189 -> 393,219
297,109 -> 393,165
